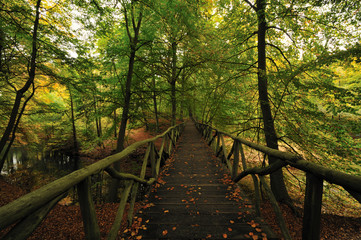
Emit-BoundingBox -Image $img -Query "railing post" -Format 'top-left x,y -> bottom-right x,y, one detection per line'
77,177 -> 101,240
232,140 -> 240,179
150,142 -> 156,177
215,131 -> 220,153
302,172 -> 324,240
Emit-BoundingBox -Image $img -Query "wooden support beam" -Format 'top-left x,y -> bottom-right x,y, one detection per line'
3,193 -> 65,240
259,176 -> 292,240
107,181 -> 133,240
150,142 -> 156,177
232,141 -> 239,180
0,123 -> 184,229
77,177 -> 101,239
302,172 -> 323,240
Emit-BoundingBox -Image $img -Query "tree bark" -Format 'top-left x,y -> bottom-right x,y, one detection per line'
170,42 -> 177,126
152,76 -> 159,132
256,0 -> 291,202
0,0 -> 41,172
108,2 -> 142,202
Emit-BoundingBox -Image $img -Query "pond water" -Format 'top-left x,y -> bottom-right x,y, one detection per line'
1,147 -> 75,176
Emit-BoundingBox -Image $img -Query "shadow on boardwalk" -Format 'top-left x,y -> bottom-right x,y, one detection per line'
130,122 -> 278,239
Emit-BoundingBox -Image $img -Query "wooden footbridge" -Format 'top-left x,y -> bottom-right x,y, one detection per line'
0,121 -> 361,240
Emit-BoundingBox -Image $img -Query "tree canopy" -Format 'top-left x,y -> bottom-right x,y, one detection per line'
1,0 -> 361,202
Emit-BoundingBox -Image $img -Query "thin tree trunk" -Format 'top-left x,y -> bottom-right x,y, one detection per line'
108,3 -> 143,202
170,42 -> 177,126
114,110 -> 117,138
152,76 -> 159,132
0,0 -> 41,172
256,0 -> 291,202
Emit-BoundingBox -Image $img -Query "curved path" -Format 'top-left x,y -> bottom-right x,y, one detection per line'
135,122 -> 278,239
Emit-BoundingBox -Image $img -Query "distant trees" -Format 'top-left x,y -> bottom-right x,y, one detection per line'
0,0 -> 42,172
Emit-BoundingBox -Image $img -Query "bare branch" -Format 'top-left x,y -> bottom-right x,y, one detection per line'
266,43 -> 292,67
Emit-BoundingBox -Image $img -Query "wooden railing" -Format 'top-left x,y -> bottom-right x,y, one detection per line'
0,123 -> 185,240
195,121 -> 361,240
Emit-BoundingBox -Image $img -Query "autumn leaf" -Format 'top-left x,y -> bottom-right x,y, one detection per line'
230,220 -> 234,224
136,236 -> 142,240
172,227 -> 177,231
255,228 -> 262,232
223,233 -> 228,238
228,228 -> 232,231
162,230 -> 168,236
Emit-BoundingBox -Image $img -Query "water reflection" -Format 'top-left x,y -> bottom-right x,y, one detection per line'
1,147 -> 74,176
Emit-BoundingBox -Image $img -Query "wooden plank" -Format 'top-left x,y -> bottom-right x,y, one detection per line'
3,194 -> 65,240
107,181 -> 133,240
302,172 -> 323,240
150,142 -> 156,177
232,141 -> 239,179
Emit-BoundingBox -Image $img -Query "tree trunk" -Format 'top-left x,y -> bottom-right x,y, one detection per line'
170,42 -> 177,126
152,76 -> 159,132
108,3 -> 143,202
113,110 -> 117,138
0,0 -> 41,172
256,0 -> 291,202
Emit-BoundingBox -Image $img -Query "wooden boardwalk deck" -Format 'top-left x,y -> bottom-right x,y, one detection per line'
134,122 -> 278,239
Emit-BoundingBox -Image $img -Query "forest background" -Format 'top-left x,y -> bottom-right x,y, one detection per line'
1,0 -> 361,224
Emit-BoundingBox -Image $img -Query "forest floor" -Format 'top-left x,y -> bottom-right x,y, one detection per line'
1,121 -> 361,239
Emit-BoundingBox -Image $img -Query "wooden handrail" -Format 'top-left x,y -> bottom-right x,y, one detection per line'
194,121 -> 361,240
195,122 -> 361,193
0,122 -> 185,239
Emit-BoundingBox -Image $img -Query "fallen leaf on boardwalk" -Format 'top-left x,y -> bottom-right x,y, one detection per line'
172,227 -> 177,231
206,234 -> 212,238
261,233 -> 267,237
252,235 -> 259,240
230,220 -> 234,224
228,228 -> 232,231
255,228 -> 262,232
164,210 -> 169,213
223,233 -> 228,238
162,230 -> 168,236
145,219 -> 149,223
136,236 -> 142,240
